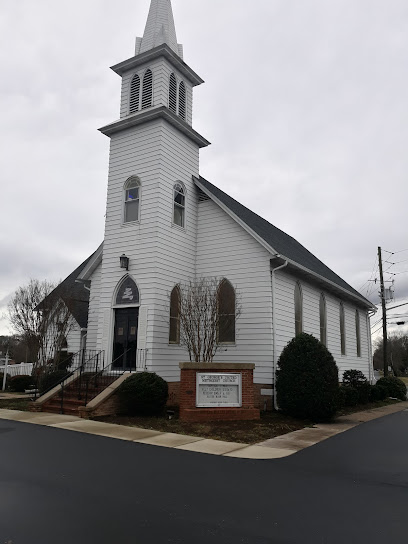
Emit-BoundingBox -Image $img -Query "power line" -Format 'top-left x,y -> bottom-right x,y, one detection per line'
359,257 -> 379,292
383,248 -> 408,255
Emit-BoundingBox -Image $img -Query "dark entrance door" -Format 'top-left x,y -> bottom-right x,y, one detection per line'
113,308 -> 139,370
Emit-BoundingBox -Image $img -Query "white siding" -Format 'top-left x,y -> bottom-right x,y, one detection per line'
196,199 -> 273,385
86,263 -> 101,351
274,271 -> 372,380
66,320 -> 82,354
96,119 -> 200,381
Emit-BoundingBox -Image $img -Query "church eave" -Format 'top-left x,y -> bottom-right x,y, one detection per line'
98,106 -> 210,148
194,177 -> 375,310
110,44 -> 204,86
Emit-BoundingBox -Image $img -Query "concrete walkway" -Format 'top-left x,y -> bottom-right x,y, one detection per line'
0,401 -> 407,459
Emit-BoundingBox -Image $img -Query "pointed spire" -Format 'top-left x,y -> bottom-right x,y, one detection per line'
136,0 -> 183,58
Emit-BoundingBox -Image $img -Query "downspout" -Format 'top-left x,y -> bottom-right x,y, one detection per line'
367,309 -> 376,383
271,257 -> 288,410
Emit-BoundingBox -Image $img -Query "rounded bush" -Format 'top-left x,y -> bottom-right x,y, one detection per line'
117,372 -> 168,416
370,384 -> 388,402
276,333 -> 339,421
356,382 -> 372,404
9,375 -> 33,392
39,370 -> 69,393
0,373 -> 10,389
376,377 -> 407,401
338,386 -> 359,408
342,369 -> 368,389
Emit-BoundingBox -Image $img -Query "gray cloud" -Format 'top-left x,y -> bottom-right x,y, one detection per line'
1,0 -> 408,335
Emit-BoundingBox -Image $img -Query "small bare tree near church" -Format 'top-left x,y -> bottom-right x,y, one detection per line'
8,279 -> 75,370
176,277 -> 241,363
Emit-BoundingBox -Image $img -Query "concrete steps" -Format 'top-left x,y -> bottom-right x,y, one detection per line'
40,375 -> 118,415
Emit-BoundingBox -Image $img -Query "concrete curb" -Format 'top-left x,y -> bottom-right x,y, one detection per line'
0,401 -> 406,459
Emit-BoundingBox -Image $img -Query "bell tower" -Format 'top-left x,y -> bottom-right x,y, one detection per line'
96,0 -> 209,369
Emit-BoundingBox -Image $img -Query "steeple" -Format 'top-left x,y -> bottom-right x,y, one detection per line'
136,0 -> 183,59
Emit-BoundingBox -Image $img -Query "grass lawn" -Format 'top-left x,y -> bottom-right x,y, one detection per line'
400,377 -> 408,386
0,398 -> 32,411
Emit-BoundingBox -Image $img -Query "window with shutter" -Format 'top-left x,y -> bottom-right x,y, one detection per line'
142,69 -> 153,109
169,73 -> 177,113
129,74 -> 140,114
178,81 -> 186,120
217,279 -> 236,343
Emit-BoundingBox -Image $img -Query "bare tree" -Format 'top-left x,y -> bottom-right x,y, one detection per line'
7,279 -> 75,370
373,332 -> 408,376
177,277 -> 241,363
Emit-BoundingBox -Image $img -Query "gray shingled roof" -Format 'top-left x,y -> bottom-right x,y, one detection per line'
38,254 -> 94,329
195,176 -> 371,306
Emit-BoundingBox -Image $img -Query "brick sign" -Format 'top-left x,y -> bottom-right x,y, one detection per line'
196,373 -> 241,407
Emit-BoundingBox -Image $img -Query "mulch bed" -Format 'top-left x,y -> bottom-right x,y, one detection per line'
95,411 -> 308,444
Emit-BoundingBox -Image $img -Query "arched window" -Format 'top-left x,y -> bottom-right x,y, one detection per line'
179,81 -> 186,120
294,282 -> 303,336
319,293 -> 327,346
169,285 -> 180,344
355,310 -> 361,357
129,73 -> 140,114
116,276 -> 139,306
340,302 -> 346,355
141,69 -> 153,109
173,183 -> 185,227
124,176 -> 141,223
169,73 -> 177,114
217,279 -> 236,343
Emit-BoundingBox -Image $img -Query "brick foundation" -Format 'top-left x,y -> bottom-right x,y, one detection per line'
167,382 -> 180,407
178,363 -> 260,422
167,380 -> 273,411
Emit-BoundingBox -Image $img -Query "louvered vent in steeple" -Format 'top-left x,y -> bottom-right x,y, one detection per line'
129,74 -> 140,114
169,73 -> 177,113
142,69 -> 153,109
179,81 -> 186,120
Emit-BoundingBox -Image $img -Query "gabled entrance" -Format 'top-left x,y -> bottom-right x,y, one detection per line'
113,307 -> 139,370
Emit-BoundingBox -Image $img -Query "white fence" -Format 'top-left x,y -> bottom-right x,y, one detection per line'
0,363 -> 33,377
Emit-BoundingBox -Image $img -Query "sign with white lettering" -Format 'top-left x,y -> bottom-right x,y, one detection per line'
196,373 -> 242,407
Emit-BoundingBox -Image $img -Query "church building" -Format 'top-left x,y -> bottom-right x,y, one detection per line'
54,0 -> 375,409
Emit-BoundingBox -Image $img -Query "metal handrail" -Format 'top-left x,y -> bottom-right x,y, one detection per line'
77,350 -> 104,400
33,349 -> 83,400
84,348 -> 133,405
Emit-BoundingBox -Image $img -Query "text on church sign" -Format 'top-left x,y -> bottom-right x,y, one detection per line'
196,373 -> 242,408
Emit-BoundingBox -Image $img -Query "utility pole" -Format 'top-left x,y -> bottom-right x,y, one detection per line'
378,246 -> 388,376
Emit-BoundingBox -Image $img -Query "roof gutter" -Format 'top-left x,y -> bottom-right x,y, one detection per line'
271,257 -> 288,411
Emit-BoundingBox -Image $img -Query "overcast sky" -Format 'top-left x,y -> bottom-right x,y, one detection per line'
1,0 -> 408,340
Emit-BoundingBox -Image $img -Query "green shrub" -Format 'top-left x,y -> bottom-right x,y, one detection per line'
276,333 -> 339,421
338,386 -> 359,408
9,375 -> 34,392
39,370 -> 70,393
356,382 -> 372,404
54,352 -> 74,371
342,369 -> 368,389
0,373 -> 10,389
117,372 -> 168,416
370,384 -> 388,402
376,377 -> 407,401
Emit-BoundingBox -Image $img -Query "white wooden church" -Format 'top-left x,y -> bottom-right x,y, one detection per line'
51,0 -> 375,408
